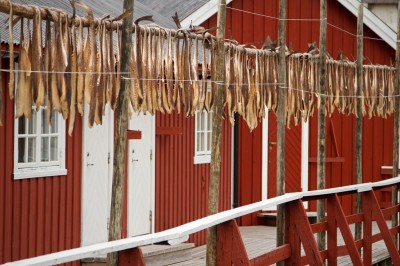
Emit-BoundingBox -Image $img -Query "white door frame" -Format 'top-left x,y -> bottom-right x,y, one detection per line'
262,113 -> 309,209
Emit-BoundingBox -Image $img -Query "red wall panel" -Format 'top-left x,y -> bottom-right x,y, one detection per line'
200,0 -> 396,223
0,58 -> 82,264
155,107 -> 232,246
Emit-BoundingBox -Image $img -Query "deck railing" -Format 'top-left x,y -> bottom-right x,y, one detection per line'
5,176 -> 400,265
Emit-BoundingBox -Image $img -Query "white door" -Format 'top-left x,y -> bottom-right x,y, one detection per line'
81,105 -> 113,246
127,113 -> 155,237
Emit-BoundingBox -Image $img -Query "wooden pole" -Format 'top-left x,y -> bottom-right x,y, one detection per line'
317,0 -> 327,251
355,3 -> 363,243
392,2 -> 400,248
205,0 -> 226,265
107,0 -> 133,265
276,0 -> 287,260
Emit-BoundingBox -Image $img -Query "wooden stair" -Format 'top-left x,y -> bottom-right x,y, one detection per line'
81,243 -> 195,266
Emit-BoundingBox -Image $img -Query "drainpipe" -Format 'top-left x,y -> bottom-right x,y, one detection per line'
233,113 -> 239,209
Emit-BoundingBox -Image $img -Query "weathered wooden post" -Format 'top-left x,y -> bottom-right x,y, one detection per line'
392,1 -> 400,248
317,0 -> 327,251
206,0 -> 226,265
276,0 -> 287,260
355,3 -> 363,243
107,0 -> 134,265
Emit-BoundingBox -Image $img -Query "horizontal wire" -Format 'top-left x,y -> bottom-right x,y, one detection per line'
2,69 -> 397,99
226,6 -> 385,42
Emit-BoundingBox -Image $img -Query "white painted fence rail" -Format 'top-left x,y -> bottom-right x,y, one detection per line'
4,176 -> 400,266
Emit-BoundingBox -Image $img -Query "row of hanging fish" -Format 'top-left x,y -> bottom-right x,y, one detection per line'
2,5 -> 398,133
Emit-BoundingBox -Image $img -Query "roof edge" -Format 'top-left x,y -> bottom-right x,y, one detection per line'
338,0 -> 396,49
181,0 -> 233,28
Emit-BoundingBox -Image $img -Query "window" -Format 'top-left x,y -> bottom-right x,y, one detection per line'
14,107 -> 66,179
194,109 -> 212,164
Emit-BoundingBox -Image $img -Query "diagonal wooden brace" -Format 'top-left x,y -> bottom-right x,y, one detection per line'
118,247 -> 146,266
366,190 -> 400,265
286,200 -> 323,266
217,219 -> 250,266
332,194 -> 363,266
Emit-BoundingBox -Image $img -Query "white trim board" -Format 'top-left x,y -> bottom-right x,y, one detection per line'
338,0 -> 396,49
181,0 -> 233,28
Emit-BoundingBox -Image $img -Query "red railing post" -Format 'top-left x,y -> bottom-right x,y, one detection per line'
118,247 -> 146,266
285,201 -> 301,265
326,195 -> 337,266
216,219 -> 250,266
362,191 -> 372,265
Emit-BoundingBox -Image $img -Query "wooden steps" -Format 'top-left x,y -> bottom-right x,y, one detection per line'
81,243 -> 195,266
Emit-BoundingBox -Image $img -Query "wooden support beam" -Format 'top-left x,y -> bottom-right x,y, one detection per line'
333,195 -> 363,266
250,245 -> 291,266
217,220 -> 250,266
276,1 -> 287,262
368,190 -> 400,264
285,199 -> 301,264
206,0 -> 226,265
107,0 -> 134,265
327,195 -> 337,266
317,0 -> 327,251
362,192 -> 373,265
392,1 -> 400,249
355,2 -> 364,243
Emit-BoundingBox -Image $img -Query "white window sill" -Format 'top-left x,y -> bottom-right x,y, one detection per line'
194,154 -> 211,164
13,168 -> 68,179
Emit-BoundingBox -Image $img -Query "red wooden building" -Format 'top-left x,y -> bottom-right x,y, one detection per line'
0,0 -> 398,264
194,0 -> 396,225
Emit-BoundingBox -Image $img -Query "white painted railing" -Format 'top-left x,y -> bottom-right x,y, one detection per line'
5,176 -> 400,266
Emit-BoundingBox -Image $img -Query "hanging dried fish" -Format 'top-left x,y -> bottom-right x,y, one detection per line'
62,15 -> 72,120
15,18 -> 32,119
140,26 -> 149,113
163,29 -> 174,113
108,21 -> 116,109
68,20 -> 77,136
43,16 -> 52,123
114,25 -> 122,108
8,5 -> 14,99
87,17 -> 98,127
156,28 -> 165,114
76,17 -> 84,115
199,33 -> 210,113
173,32 -> 181,113
32,7 -> 45,108
190,34 -> 199,116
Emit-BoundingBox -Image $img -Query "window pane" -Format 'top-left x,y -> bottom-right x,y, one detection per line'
197,133 -> 201,152
196,112 -> 201,129
207,132 -> 211,152
28,137 -> 36,162
200,132 -> 204,152
41,137 -> 49,162
51,111 -> 58,133
18,117 -> 26,134
200,112 -> 204,130
42,109 -> 49,134
28,112 -> 37,134
50,137 -> 58,161
207,113 -> 212,130
18,138 -> 26,163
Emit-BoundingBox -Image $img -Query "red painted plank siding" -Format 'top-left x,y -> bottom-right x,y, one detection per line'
0,59 -> 82,264
155,108 -> 232,246
200,0 -> 396,224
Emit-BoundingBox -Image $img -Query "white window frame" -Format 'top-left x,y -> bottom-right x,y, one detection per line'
13,107 -> 67,179
194,109 -> 213,164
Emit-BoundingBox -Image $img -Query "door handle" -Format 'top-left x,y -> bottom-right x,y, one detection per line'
268,142 -> 277,145
87,163 -> 94,167
132,159 -> 139,162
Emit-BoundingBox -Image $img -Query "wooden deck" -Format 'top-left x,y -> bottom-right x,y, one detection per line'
162,224 -> 391,266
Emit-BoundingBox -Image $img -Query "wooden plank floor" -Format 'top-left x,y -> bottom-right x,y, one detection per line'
169,223 -> 391,265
